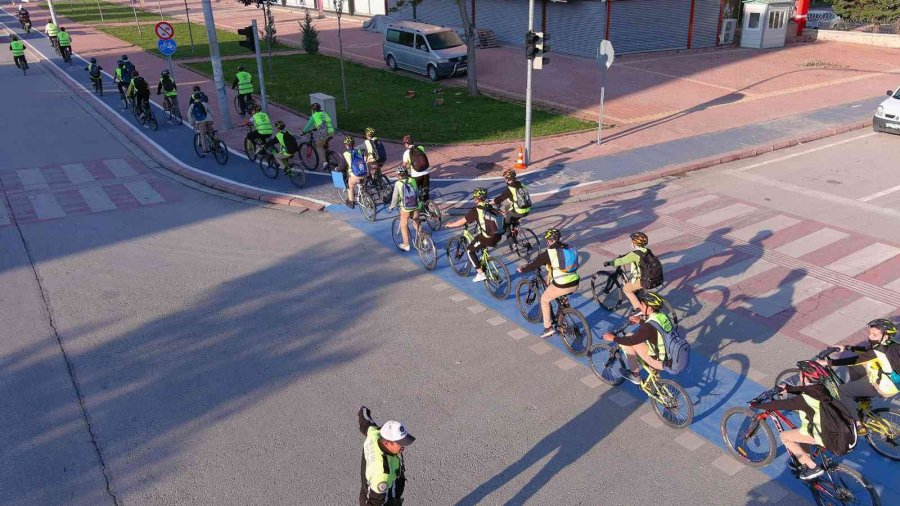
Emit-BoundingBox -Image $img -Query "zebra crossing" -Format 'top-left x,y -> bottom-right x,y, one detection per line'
0,158 -> 175,225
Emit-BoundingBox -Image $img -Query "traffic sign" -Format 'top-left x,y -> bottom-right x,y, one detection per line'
597,39 -> 614,69
157,38 -> 177,56
155,21 -> 175,40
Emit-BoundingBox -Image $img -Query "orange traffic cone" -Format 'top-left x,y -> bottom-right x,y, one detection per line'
514,147 -> 527,170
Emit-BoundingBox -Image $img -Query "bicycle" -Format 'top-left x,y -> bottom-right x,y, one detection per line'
589,323 -> 694,428
193,125 -> 229,165
259,147 -> 307,189
502,215 -> 540,260
590,265 -> 678,326
391,212 -> 437,270
132,98 -> 158,131
333,171 -> 377,221
446,224 -> 511,300
364,167 -> 392,206
234,93 -> 257,116
90,76 -> 103,96
20,19 -> 32,34
243,126 -> 267,162
515,266 -> 592,356
297,132 -> 340,172
60,45 -> 71,63
162,96 -> 182,125
774,347 -> 900,461
721,386 -> 880,505
15,56 -> 28,76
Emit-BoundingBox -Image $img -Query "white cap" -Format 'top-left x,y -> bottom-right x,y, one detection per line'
381,420 -> 415,447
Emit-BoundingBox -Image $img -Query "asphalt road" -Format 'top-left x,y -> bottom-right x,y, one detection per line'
3,21 -> 900,506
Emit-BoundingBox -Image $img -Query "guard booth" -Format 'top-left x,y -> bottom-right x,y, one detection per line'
740,0 -> 794,49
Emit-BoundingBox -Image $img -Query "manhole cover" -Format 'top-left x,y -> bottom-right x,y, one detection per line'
476,162 -> 497,171
555,146 -> 575,153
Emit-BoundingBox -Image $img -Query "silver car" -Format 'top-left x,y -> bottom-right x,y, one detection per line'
383,21 -> 468,81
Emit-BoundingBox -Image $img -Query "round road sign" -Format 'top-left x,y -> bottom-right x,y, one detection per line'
155,21 -> 175,40
158,39 -> 177,56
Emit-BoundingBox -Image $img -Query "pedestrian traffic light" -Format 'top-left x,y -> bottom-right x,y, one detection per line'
238,25 -> 255,52
525,31 -> 538,60
534,32 -> 549,70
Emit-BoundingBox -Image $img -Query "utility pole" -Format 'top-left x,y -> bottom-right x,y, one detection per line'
200,0 -> 232,129
524,0 -> 534,165
251,19 -> 269,114
46,0 -> 59,26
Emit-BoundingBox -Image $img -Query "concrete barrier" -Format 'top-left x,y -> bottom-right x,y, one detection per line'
810,29 -> 900,48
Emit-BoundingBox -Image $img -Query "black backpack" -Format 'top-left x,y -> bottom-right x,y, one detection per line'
161,77 -> 176,92
371,139 -> 387,164
89,64 -> 101,78
816,398 -> 858,456
636,248 -> 664,289
281,131 -> 299,154
410,147 -> 430,172
120,61 -> 134,82
132,77 -> 148,93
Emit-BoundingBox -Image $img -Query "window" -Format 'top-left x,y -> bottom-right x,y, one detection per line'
426,31 -> 464,50
398,31 -> 414,47
748,13 -> 760,29
415,34 -> 428,51
386,29 -> 400,44
769,11 -> 786,29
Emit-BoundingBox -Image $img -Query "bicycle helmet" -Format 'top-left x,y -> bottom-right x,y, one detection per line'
473,187 -> 488,200
636,291 -> 665,311
397,166 -> 409,177
121,55 -> 129,61
311,103 -> 321,112
544,228 -> 561,242
192,92 -> 202,100
237,65 -> 245,71
90,57 -> 97,63
274,120 -> 286,130
161,70 -> 170,77
11,35 -> 18,41
630,231 -> 649,247
402,134 -> 413,145
867,318 -> 897,337
365,127 -> 376,137
193,85 -> 201,92
344,136 -> 355,147
502,168 -> 517,182
797,360 -> 831,384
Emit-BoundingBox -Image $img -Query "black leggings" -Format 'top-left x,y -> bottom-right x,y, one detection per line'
467,234 -> 501,269
413,173 -> 430,202
247,131 -> 270,147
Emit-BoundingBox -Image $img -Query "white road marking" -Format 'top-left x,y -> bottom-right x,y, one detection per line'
712,454 -> 745,476
885,278 -> 900,293
826,243 -> 900,277
858,183 -> 900,202
17,168 -> 49,189
486,316 -> 506,326
103,158 -> 138,178
507,329 -> 529,340
449,293 -> 469,302
61,163 -> 95,185
609,391 -> 639,408
774,228 -> 849,259
580,374 -> 605,389
801,297 -> 896,345
687,203 -> 757,228
674,432 -> 705,452
554,357 -> 579,371
657,194 -> 720,214
78,187 -> 117,212
123,181 -> 165,205
728,214 -> 801,242
467,304 -> 486,314
31,194 -> 65,220
640,411 -> 664,429
529,342 -> 552,355
732,132 -> 876,172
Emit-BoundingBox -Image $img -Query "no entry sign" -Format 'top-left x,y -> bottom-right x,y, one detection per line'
155,21 -> 175,40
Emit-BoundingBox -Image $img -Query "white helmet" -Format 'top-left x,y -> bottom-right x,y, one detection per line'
18,4 -> 25,10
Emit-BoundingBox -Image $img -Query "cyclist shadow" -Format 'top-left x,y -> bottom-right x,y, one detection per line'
454,390 -> 636,506
743,469 -> 810,505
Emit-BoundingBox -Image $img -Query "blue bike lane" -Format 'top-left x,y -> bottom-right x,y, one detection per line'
5,11 -> 896,502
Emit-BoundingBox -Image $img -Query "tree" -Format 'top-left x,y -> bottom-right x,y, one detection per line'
299,9 -> 320,55
391,0 -> 479,96
236,0 -> 278,69
832,0 -> 900,22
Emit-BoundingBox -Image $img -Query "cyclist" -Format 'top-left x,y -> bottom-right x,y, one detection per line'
115,56 -> 136,104
157,70 -> 178,114
387,166 -> 422,252
56,27 -> 72,60
752,361 -> 835,481
9,35 -> 28,71
516,228 -> 580,339
231,65 -> 253,116
85,57 -> 102,90
600,291 -> 671,385
358,406 -> 414,506
820,318 -> 899,419
363,127 -> 385,170
17,5 -> 30,30
45,19 -> 59,50
242,104 -> 272,153
402,135 -> 430,203
263,121 -> 300,172
602,231 -> 659,314
493,168 -> 531,228
301,102 -> 335,170
188,90 -> 214,153
125,70 -> 151,122
339,137 -> 365,209
446,188 -> 503,283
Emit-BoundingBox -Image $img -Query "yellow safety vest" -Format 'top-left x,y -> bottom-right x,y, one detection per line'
547,246 -> 579,286
236,71 -> 253,95
362,427 -> 402,500
57,31 -> 71,46
252,112 -> 272,135
10,40 -> 25,57
865,348 -> 899,397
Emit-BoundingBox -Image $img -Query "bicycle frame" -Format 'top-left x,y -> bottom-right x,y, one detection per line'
605,338 -> 672,404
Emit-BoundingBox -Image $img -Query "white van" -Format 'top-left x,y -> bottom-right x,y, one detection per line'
873,87 -> 900,134
383,21 -> 468,81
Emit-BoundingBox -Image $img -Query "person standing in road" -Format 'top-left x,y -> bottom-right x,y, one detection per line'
231,65 -> 253,116
358,406 -> 414,506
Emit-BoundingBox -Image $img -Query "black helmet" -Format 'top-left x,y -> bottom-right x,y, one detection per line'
237,65 -> 245,71
311,102 -> 322,112
274,120 -> 286,130
193,85 -> 201,92
636,291 -> 665,311
161,70 -> 170,77
397,166 -> 409,178
122,55 -> 129,61
90,57 -> 97,63
11,35 -> 18,41
192,92 -> 202,100
59,27 -> 66,31
868,319 -> 897,337
544,228 -> 561,242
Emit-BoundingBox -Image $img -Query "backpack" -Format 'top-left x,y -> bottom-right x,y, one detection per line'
281,131 -> 299,154
401,179 -> 419,209
555,245 -> 579,273
370,139 -> 387,164
479,205 -> 504,236
132,77 -> 148,93
161,77 -> 175,92
191,102 -> 208,122
89,64 -> 101,78
815,398 -> 858,456
513,184 -> 532,210
646,318 -> 690,375
410,147 -> 429,172
194,91 -> 209,103
350,149 -> 368,177
120,61 -> 134,82
636,248 -> 664,289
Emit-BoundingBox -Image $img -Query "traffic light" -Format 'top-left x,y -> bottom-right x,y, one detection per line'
525,31 -> 538,60
238,25 -> 255,52
534,32 -> 549,69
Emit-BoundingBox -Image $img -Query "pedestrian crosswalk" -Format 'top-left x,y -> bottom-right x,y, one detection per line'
0,158 -> 174,226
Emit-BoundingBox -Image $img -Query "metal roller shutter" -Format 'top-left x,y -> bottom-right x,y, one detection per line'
472,0 -> 530,46
610,0 -> 692,53
415,2 -> 463,28
352,0 -> 386,16
691,0 -> 722,48
546,0 -> 606,59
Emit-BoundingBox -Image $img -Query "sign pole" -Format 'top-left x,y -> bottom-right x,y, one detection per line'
184,0 -> 196,55
596,39 -> 615,147
597,68 -> 606,146
201,0 -> 232,129
524,0 -> 534,165
251,19 -> 268,114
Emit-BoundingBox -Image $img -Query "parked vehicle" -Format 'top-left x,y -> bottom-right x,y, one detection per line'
383,21 -> 468,81
873,87 -> 900,134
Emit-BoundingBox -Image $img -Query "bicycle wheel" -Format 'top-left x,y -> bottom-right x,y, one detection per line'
513,227 -> 541,261
213,139 -> 229,165
558,307 -> 592,356
326,151 -> 341,172
591,271 -> 627,315
172,106 -> 182,125
359,192 -> 376,222
589,343 -> 625,386
652,379 -> 694,428
120,96 -> 128,111
147,114 -> 158,131
515,278 -> 543,323
416,231 -> 437,270
233,95 -> 241,114
424,200 -> 442,231
811,464 -> 881,506
773,368 -> 801,399
259,156 -> 279,179
244,137 -> 258,162
298,142 -> 319,170
133,104 -> 144,124
286,163 -> 306,188
720,407 -> 776,467
446,236 -> 471,277
193,133 -> 206,158
483,256 -> 511,300
378,174 -> 392,204
391,217 -> 406,251
164,106 -> 173,122
864,407 -> 900,461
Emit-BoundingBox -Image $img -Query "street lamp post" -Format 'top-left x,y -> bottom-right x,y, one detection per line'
332,0 -> 349,110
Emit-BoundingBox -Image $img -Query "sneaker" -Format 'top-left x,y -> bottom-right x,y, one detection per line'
398,244 -> 411,252
539,327 -> 556,339
621,369 -> 642,385
346,200 -> 355,209
472,272 -> 487,283
799,465 -> 824,481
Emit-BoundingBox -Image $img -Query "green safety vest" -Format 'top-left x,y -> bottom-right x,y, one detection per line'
362,426 -> 402,500
252,111 -> 273,135
46,23 -> 58,36
159,78 -> 178,97
236,71 -> 253,95
865,346 -> 899,396
799,393 -> 824,445
275,130 -> 294,154
548,246 -> 580,286
311,111 -> 334,136
10,40 -> 25,57
508,184 -> 531,214
57,31 -> 71,46
647,312 -> 672,362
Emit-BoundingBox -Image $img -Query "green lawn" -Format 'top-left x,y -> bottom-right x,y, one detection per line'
187,54 -> 595,144
45,1 -> 171,24
98,22 -> 292,59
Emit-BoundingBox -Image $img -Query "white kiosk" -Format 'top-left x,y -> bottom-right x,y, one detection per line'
740,0 -> 794,49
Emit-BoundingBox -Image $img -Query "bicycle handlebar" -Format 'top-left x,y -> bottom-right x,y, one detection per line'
812,347 -> 841,361
749,386 -> 783,407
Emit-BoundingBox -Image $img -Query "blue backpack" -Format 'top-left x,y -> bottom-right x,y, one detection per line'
350,149 -> 368,177
191,102 -> 207,122
556,245 -> 579,272
646,316 -> 690,375
120,61 -> 134,82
